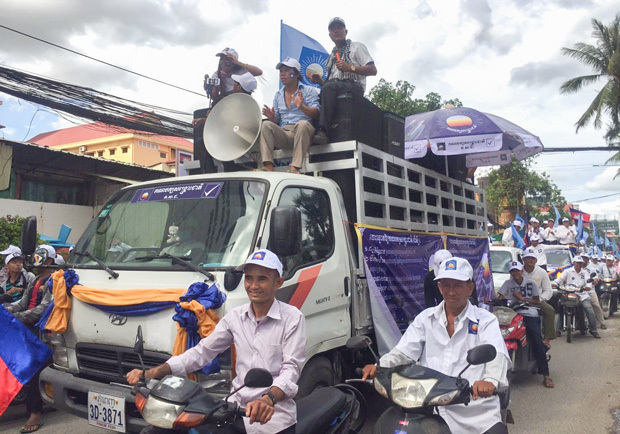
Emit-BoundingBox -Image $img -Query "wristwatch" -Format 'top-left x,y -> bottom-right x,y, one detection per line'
262,390 -> 277,406
351,65 -> 356,73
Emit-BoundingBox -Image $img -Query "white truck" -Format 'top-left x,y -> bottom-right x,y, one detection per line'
35,141 -> 486,432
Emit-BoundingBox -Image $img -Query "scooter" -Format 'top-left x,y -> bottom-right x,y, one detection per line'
485,299 -> 546,377
130,326 -> 366,433
346,336 -> 508,433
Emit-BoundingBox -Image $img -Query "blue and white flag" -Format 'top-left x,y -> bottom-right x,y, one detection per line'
553,204 -> 562,226
511,223 -> 526,250
591,221 -> 604,246
576,214 -> 584,243
605,235 -> 612,249
280,22 -> 328,88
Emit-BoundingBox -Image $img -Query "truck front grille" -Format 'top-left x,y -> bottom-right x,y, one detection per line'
75,343 -> 169,383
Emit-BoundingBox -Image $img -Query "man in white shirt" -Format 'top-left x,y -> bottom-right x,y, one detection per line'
582,252 -> 607,329
127,249 -> 307,433
542,218 -> 558,245
601,254 -> 618,280
362,257 -> 509,434
555,217 -> 577,245
590,254 -> 603,275
552,256 -> 600,339
522,248 -> 556,346
527,217 -> 544,241
498,261 -> 554,388
487,222 -> 495,244
502,220 -> 522,247
528,234 -> 547,270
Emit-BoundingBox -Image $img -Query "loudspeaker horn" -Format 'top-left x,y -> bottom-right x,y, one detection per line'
203,93 -> 262,162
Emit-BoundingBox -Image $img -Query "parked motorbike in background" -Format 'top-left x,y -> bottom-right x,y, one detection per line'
131,327 -> 366,433
346,336 -> 509,433
597,277 -> 618,318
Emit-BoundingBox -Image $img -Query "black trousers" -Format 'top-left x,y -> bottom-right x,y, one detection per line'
24,369 -> 43,414
522,315 -> 550,376
484,421 -> 508,433
319,79 -> 364,131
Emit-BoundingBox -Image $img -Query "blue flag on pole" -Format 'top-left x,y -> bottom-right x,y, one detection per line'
280,22 -> 328,89
576,214 -> 584,243
553,204 -> 562,226
511,223 -> 526,249
591,221 -> 604,246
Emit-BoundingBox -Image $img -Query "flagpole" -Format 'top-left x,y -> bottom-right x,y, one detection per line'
280,20 -> 283,61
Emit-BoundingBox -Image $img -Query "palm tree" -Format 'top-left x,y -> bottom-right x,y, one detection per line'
560,15 -> 620,133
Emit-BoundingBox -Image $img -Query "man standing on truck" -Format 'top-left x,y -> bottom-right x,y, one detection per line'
127,249 -> 306,434
362,257 -> 509,434
310,17 -> 377,145
259,57 -> 320,174
501,220 -> 521,247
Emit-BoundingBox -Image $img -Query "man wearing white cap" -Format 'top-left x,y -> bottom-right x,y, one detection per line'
527,217 -> 544,242
127,249 -> 306,433
601,254 -> 618,280
582,253 -> 607,329
590,254 -> 603,275
208,47 -> 263,105
552,256 -> 600,338
0,250 -> 34,304
498,260 -> 554,388
260,57 -> 320,174
542,218 -> 558,245
555,217 -> 577,245
528,234 -> 547,270
231,71 -> 258,94
501,220 -> 522,247
487,222 -> 495,244
362,257 -> 509,434
522,248 -> 555,346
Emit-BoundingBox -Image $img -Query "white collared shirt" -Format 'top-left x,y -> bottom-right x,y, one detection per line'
554,267 -> 591,300
380,301 -> 509,434
166,300 -> 306,433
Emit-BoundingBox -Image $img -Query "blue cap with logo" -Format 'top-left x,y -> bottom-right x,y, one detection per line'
236,249 -> 283,277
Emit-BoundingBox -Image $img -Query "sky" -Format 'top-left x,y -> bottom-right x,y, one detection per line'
1,0 -> 620,221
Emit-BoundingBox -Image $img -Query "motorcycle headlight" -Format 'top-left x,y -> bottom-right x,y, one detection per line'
391,373 -> 438,408
501,326 -> 515,338
142,396 -> 184,429
427,389 -> 460,406
373,377 -> 388,399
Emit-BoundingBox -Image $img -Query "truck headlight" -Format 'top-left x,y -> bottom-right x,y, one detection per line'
142,396 -> 184,429
391,373 -> 437,408
53,346 -> 69,368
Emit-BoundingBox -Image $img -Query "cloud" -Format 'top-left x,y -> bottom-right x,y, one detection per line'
509,59 -> 590,87
460,0 -> 522,55
585,166 -> 620,191
356,21 -> 392,54
414,1 -> 433,19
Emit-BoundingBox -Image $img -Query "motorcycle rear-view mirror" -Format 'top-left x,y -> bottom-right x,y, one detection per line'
466,344 -> 497,366
134,325 -> 144,357
244,368 -> 273,388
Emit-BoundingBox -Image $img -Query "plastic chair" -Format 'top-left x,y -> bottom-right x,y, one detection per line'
40,224 -> 73,249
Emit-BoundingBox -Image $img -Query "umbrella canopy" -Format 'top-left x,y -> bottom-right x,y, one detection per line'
404,107 -> 543,167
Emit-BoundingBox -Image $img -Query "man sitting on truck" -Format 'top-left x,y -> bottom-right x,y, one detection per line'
362,257 -> 509,434
259,57 -> 320,174
127,249 -> 306,434
310,17 -> 377,145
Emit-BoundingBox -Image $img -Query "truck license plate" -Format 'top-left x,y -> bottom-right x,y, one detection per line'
88,391 -> 126,432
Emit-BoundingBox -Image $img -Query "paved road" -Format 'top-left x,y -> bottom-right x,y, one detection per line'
2,315 -> 620,433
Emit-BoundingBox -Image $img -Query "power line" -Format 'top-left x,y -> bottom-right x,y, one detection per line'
574,191 -> 620,202
0,24 -> 206,98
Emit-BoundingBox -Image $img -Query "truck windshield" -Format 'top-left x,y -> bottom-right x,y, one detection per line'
72,180 -> 267,270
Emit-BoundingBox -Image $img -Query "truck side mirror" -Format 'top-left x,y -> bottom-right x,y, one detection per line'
21,215 -> 37,256
269,207 -> 301,257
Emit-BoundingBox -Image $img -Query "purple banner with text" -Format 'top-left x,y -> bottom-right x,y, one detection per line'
445,235 -> 494,303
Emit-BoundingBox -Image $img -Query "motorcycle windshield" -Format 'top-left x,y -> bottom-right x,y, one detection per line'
71,180 -> 268,270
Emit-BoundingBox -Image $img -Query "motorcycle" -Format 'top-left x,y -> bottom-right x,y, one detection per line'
485,299 -> 547,378
557,284 -> 586,343
130,326 -> 366,433
346,336 -> 508,433
597,277 -> 618,318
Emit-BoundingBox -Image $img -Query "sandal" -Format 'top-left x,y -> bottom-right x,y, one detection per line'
543,377 -> 555,388
543,339 -> 551,350
20,421 -> 44,433
286,167 -> 300,174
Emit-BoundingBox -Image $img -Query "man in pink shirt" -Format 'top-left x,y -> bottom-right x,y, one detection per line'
127,249 -> 306,434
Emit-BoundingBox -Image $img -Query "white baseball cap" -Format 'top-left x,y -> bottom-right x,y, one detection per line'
231,72 -> 257,93
522,248 -> 537,259
530,217 -> 539,224
486,222 -> 494,227
216,47 -> 239,59
4,252 -> 23,265
328,17 -> 346,29
434,257 -> 473,281
573,256 -> 584,263
592,254 -> 599,260
433,249 -> 453,272
562,217 -> 570,222
513,220 -> 522,227
509,261 -> 523,271
530,234 -> 541,242
236,249 -> 283,277
276,57 -> 301,72
33,244 -> 58,267
0,245 -> 21,255
606,254 -> 615,261
581,252 -> 590,258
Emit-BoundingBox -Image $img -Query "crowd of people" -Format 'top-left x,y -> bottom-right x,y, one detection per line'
198,17 -> 377,174
498,216 -> 579,247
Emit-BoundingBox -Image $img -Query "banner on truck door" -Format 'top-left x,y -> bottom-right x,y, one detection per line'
359,226 -> 492,356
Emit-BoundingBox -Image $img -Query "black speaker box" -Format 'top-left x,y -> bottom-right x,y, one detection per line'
328,92 -> 383,149
383,111 -> 405,159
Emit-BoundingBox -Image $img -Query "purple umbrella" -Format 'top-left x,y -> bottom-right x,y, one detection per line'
404,107 -> 543,167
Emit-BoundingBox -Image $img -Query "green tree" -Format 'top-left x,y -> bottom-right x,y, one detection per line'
0,215 -> 27,252
368,79 -> 462,117
485,160 -> 567,222
560,15 -> 620,133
